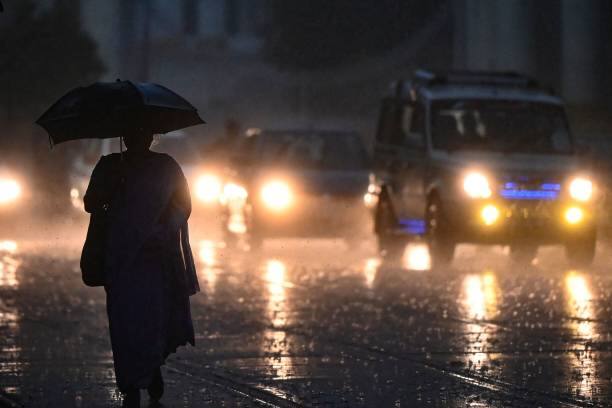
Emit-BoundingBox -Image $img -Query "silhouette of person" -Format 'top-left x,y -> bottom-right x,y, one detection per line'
83,130 -> 199,407
205,118 -> 241,164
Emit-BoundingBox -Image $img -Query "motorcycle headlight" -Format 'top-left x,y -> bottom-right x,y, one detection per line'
0,179 -> 21,204
261,180 -> 293,211
195,174 -> 222,203
463,172 -> 492,199
222,182 -> 248,202
569,177 -> 593,202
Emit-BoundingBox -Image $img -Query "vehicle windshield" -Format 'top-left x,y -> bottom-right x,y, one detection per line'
257,131 -> 368,171
431,100 -> 573,154
151,136 -> 202,166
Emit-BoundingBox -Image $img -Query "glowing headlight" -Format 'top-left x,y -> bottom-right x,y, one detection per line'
222,182 -> 248,202
0,179 -> 21,204
463,172 -> 492,199
565,207 -> 584,224
195,174 -> 222,203
70,187 -> 83,209
569,177 -> 593,202
481,204 -> 500,226
261,181 -> 292,211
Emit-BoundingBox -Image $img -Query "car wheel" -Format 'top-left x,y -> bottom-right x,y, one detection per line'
375,198 -> 403,257
509,243 -> 538,265
565,228 -> 596,267
426,197 -> 455,268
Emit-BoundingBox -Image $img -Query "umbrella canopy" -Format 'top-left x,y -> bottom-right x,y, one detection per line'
36,80 -> 205,145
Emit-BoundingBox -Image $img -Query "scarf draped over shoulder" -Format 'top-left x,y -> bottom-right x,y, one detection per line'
84,152 -> 199,296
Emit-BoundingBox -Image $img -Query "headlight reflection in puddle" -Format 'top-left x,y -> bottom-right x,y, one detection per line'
363,257 -> 381,288
462,272 -> 499,367
263,259 -> 293,379
265,259 -> 287,317
0,242 -> 21,287
565,271 -> 598,398
197,240 -> 222,294
0,240 -> 18,253
402,243 -> 431,271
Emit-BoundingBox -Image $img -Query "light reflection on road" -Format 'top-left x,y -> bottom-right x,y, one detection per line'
0,241 -> 20,287
0,240 -> 22,398
363,257 -> 381,288
263,259 -> 293,380
361,243 -> 430,289
265,259 -> 287,328
197,240 -> 219,294
0,240 -> 17,253
565,271 -> 597,398
462,272 -> 499,367
402,243 -> 431,271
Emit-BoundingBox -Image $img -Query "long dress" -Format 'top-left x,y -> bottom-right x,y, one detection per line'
83,150 -> 200,392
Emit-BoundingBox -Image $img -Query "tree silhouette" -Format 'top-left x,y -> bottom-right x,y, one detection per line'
0,1 -> 104,120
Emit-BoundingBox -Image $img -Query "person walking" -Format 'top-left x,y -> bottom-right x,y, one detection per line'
83,130 -> 200,407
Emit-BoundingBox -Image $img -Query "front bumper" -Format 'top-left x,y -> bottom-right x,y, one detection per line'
445,199 -> 596,244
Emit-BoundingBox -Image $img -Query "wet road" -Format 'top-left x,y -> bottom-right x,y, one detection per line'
2,227 -> 612,407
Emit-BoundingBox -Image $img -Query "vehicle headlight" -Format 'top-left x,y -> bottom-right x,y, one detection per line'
222,182 -> 248,202
565,206 -> 584,224
569,177 -> 593,202
463,172 -> 492,199
261,180 -> 292,211
481,204 -> 500,226
70,187 -> 83,209
0,179 -> 21,204
195,174 -> 222,203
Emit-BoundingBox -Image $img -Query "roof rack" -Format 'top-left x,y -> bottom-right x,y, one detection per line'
388,70 -> 551,100
413,69 -> 540,89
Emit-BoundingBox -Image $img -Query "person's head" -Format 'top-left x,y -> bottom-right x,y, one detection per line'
124,129 -> 154,152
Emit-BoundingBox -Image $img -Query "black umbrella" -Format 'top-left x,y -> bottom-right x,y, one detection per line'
36,80 -> 205,145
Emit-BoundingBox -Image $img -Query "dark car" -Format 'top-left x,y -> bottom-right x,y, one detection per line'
221,129 -> 372,248
372,70 -> 598,266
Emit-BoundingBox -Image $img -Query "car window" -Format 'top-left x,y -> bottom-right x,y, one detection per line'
377,99 -> 403,145
402,103 -> 425,149
431,100 -> 573,154
257,131 -> 368,171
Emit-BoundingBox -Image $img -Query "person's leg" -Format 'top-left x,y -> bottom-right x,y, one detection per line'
122,388 -> 140,407
147,366 -> 164,401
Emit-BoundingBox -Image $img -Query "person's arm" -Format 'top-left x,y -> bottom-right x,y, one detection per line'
83,156 -> 120,213
163,159 -> 192,231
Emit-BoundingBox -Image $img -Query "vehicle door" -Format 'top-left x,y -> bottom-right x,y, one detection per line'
374,97 -> 428,220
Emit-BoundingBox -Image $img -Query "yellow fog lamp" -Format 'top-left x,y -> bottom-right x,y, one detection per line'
195,174 -> 222,203
481,204 -> 500,226
261,180 -> 293,211
564,206 -> 584,225
568,177 -> 593,202
463,172 -> 492,199
0,179 -> 21,204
